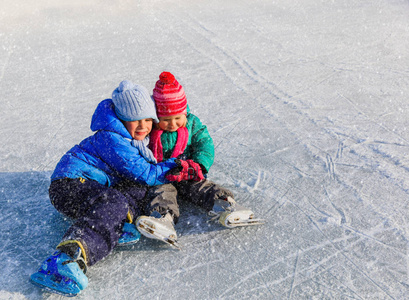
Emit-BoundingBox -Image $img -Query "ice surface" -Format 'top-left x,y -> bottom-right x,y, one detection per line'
1,0 -> 409,299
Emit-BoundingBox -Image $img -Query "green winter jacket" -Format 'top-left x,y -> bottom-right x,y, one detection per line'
159,112 -> 214,173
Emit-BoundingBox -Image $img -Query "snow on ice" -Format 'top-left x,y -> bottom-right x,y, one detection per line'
1,0 -> 408,299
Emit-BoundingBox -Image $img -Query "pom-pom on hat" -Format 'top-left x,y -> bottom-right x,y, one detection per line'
112,80 -> 159,123
152,72 -> 187,117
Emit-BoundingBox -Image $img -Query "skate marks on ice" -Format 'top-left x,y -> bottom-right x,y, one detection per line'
159,18 -> 409,296
165,4 -> 409,190
0,171 -> 71,299
218,188 -> 406,299
173,8 -> 407,282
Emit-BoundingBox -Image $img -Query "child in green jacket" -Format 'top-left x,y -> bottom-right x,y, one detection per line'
135,72 -> 263,248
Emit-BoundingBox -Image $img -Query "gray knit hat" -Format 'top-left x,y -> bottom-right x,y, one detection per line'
112,80 -> 159,123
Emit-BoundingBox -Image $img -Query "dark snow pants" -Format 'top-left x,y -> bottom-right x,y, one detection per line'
49,178 -> 147,266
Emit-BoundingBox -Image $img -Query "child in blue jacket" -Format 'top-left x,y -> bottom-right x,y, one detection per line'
30,80 -> 178,296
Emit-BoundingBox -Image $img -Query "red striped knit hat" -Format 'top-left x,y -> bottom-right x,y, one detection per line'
152,72 -> 187,117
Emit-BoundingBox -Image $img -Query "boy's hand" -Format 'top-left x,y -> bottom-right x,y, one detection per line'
166,159 -> 204,182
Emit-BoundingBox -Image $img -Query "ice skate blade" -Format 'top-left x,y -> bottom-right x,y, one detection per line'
117,239 -> 140,247
137,222 -> 181,250
164,238 -> 182,250
223,218 -> 266,228
30,272 -> 80,297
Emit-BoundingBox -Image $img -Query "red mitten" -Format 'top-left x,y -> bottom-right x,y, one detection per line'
166,159 -> 204,182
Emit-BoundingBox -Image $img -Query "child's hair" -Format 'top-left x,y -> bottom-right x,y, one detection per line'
152,72 -> 187,118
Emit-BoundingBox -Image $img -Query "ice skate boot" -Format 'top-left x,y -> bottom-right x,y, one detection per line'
209,197 -> 265,228
136,212 -> 181,250
118,222 -> 141,246
30,248 -> 88,296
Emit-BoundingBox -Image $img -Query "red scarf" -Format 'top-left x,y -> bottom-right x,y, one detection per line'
149,127 -> 189,162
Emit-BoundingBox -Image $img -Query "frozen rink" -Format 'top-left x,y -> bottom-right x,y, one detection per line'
1,0 -> 409,299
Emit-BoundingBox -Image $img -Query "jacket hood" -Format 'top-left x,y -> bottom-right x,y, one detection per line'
90,99 -> 133,139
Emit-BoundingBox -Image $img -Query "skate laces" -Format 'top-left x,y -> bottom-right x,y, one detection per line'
62,248 -> 88,274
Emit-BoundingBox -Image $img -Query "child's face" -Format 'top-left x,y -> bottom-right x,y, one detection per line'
123,118 -> 153,140
158,114 -> 186,132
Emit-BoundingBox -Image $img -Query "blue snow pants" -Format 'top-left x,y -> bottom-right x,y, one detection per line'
49,178 -> 147,266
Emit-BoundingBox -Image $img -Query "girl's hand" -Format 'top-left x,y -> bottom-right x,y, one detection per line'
166,159 -> 204,182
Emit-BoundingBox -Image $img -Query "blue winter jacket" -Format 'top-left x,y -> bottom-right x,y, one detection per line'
51,99 -> 177,187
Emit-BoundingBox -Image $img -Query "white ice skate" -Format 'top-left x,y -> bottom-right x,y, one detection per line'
136,213 -> 181,250
209,197 -> 265,228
